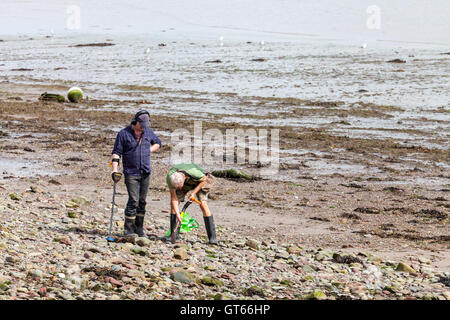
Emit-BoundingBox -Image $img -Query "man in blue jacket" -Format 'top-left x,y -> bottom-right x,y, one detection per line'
111,110 -> 161,237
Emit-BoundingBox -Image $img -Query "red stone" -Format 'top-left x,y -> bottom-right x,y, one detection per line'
60,238 -> 71,246
106,277 -> 123,287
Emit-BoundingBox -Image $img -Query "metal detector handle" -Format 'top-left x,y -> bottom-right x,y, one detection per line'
189,196 -> 201,204
112,172 -> 122,183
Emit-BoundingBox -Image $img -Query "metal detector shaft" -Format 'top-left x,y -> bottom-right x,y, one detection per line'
107,181 -> 118,239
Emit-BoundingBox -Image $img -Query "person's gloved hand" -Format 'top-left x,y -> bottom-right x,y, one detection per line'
111,172 -> 122,183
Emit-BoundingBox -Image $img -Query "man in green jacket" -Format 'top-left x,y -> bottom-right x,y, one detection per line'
166,163 -> 217,244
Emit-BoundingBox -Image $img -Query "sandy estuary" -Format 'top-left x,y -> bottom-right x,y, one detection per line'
0,34 -> 449,300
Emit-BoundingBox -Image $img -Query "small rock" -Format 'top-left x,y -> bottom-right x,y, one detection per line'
106,277 -> 123,287
131,246 -> 148,256
201,276 -> 224,287
396,262 -> 416,273
174,248 -> 188,260
28,269 -> 44,279
305,290 -> 327,300
136,237 -> 151,247
60,238 -> 72,246
275,251 -> 290,260
171,271 -> 198,284
242,286 -> 265,297
246,238 -> 260,250
67,211 -> 78,219
10,193 -> 21,201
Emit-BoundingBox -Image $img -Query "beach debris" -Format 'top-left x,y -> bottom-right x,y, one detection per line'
251,58 -> 267,62
205,59 -> 222,63
67,87 -> 83,103
387,59 -> 406,63
211,169 -> 254,181
39,92 -> 65,103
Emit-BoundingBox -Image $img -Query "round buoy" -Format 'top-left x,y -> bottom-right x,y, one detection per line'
67,87 -> 83,103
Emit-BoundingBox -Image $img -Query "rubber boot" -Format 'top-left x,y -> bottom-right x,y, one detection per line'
135,213 -> 146,237
124,216 -> 137,237
203,215 -> 218,245
163,214 -> 180,243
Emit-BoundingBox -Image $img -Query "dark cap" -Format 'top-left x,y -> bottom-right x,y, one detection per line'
137,113 -> 150,129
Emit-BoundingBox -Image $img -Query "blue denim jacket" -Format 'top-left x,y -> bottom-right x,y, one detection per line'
112,125 -> 161,176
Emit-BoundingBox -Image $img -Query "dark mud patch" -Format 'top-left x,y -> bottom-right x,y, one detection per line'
387,59 -> 406,63
205,59 -> 222,63
340,183 -> 366,189
250,58 -> 267,62
66,157 -> 85,162
354,207 -> 380,215
10,68 -> 34,72
310,216 -> 331,222
341,213 -> 361,220
415,209 -> 447,221
383,207 -> 414,215
383,187 -> 404,194
71,43 -> 115,47
353,230 -> 450,243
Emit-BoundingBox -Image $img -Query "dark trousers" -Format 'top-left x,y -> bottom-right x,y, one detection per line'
124,171 -> 150,218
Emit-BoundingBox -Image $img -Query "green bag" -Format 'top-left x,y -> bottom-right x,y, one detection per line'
165,212 -> 199,236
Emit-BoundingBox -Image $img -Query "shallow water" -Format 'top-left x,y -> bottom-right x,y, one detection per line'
0,157 -> 60,179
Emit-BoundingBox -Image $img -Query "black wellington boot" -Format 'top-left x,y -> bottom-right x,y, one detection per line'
124,216 -> 137,237
203,215 -> 218,245
163,214 -> 180,243
135,213 -> 146,237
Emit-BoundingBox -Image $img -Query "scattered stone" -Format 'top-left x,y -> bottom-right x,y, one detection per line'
10,193 -> 21,201
246,238 -> 260,250
171,271 -> 198,284
201,277 -> 224,287
174,248 -> 189,260
106,277 -> 123,287
305,290 -> 327,300
242,286 -> 265,297
136,237 -> 151,247
396,262 -> 416,273
67,211 -> 78,219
